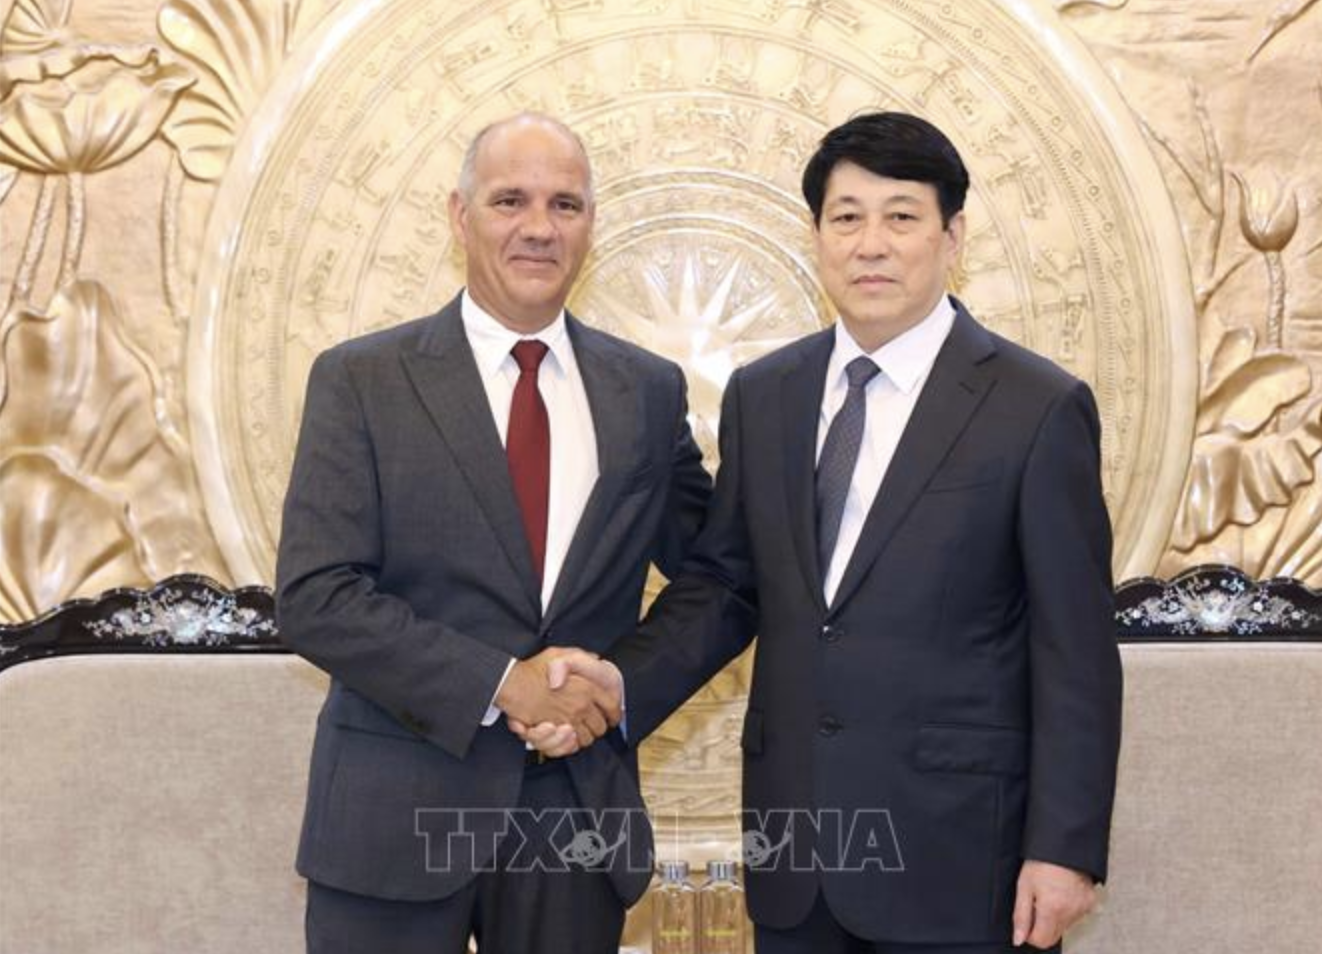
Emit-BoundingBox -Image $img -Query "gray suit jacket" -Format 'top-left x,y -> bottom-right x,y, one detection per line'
276,294 -> 710,903
614,299 -> 1122,942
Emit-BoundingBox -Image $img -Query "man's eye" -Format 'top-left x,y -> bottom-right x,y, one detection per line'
831,213 -> 859,224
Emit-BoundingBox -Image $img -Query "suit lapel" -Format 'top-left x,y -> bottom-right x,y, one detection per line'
399,297 -> 541,615
779,329 -> 836,614
541,316 -> 639,628
829,302 -> 998,612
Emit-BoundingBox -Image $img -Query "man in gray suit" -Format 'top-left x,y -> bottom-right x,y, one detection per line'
276,113 -> 711,953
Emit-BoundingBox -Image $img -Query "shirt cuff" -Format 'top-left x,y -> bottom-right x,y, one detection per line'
482,657 -> 518,726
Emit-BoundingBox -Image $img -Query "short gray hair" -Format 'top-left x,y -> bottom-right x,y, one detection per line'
455,112 -> 595,205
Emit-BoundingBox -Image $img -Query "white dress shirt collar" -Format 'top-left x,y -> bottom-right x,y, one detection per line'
460,290 -> 574,380
827,294 -> 956,394
816,294 -> 956,606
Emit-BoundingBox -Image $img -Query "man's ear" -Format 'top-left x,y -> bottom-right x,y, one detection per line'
945,209 -> 967,257
447,189 -> 468,251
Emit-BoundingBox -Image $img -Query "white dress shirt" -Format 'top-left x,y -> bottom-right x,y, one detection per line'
461,290 -> 599,721
816,295 -> 955,605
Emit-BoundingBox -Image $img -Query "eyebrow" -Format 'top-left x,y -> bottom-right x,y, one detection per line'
825,193 -> 925,208
487,186 -> 586,204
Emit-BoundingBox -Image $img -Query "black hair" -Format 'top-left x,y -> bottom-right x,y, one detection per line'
801,112 -> 969,227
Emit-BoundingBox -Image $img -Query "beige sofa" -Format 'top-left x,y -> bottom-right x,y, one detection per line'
1069,641 -> 1322,953
0,653 -> 326,953
2,580 -> 1321,953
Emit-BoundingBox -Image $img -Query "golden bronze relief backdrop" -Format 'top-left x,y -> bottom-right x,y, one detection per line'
1,0 -> 1320,895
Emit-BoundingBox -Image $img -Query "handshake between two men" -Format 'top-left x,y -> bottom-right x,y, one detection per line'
494,647 -> 626,758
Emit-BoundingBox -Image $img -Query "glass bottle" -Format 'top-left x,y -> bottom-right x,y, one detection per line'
652,860 -> 698,954
698,860 -> 746,954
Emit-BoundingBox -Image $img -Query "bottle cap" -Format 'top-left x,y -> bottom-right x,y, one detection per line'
706,860 -> 738,882
658,860 -> 690,882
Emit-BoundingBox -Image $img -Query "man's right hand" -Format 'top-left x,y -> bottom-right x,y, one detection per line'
505,650 -> 625,756
495,647 -> 621,749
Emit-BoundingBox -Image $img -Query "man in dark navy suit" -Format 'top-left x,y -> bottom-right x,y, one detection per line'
530,112 -> 1122,954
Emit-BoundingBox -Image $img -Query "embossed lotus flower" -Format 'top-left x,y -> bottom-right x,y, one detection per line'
0,45 -> 193,174
0,0 -> 75,55
1228,171 -> 1300,350
1171,325 -> 1322,549
158,0 -> 301,180
1232,171 -> 1299,254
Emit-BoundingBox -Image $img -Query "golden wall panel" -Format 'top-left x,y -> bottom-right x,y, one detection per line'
5,0 -> 1317,605
1055,0 -> 1322,578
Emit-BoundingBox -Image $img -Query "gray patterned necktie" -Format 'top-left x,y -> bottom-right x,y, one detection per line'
816,356 -> 881,582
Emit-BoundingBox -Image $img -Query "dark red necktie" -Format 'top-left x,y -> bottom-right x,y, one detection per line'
507,340 -> 551,584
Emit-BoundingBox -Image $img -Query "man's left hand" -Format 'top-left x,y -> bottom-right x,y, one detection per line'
1012,859 -> 1097,948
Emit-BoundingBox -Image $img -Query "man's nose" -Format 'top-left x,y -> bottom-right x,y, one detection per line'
855,219 -> 892,257
519,204 -> 555,240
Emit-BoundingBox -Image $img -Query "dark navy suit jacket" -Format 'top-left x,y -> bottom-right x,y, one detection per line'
615,299 -> 1122,944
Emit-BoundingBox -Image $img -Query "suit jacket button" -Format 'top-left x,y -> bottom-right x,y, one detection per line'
821,624 -> 843,644
818,716 -> 842,737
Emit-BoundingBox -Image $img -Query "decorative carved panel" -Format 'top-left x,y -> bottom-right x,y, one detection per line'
5,0 -> 1318,607
186,0 -> 1197,588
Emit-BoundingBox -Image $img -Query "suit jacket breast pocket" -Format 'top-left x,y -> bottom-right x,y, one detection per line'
926,458 -> 1003,494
